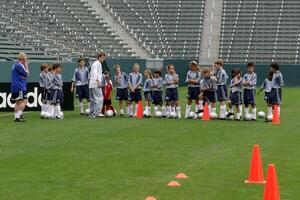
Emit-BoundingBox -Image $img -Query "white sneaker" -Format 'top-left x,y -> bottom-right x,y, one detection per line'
96,113 -> 105,118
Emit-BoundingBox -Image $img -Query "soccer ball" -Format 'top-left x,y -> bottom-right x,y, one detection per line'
85,108 -> 90,115
267,115 -> 273,122
188,111 -> 195,119
258,111 -> 266,118
170,112 -> 177,119
244,114 -> 252,121
155,111 -> 163,118
210,112 -> 218,119
40,111 -> 46,118
44,112 -> 52,119
105,110 -> 114,118
198,112 -> 203,119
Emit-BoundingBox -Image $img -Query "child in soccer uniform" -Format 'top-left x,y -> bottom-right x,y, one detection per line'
129,63 -> 143,117
258,72 -> 273,118
39,64 -> 49,118
151,69 -> 165,114
143,69 -> 153,117
101,71 -> 116,116
270,62 -> 284,116
164,64 -> 181,118
198,68 -> 217,117
114,64 -> 130,117
212,59 -> 228,119
50,63 -> 64,119
71,58 -> 90,115
226,68 -> 243,120
243,63 -> 257,120
185,61 -> 202,118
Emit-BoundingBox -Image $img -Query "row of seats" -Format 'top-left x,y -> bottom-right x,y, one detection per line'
102,0 -> 205,59
219,0 -> 300,64
0,0 -> 136,61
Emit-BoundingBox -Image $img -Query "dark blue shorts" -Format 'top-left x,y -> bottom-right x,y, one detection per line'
270,88 -> 282,105
76,85 -> 89,100
129,89 -> 142,102
243,89 -> 256,105
202,90 -> 216,103
116,88 -> 128,101
144,91 -> 152,101
230,91 -> 243,106
165,88 -> 179,101
216,85 -> 228,101
152,91 -> 163,105
40,87 -> 48,102
187,87 -> 200,100
51,89 -> 64,105
264,92 -> 271,104
11,90 -> 27,101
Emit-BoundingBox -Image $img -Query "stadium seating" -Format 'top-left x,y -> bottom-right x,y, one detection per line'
0,0 -> 135,61
101,0 -> 205,59
220,0 -> 300,64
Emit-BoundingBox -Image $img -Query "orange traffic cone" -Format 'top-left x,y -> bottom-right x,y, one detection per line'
145,196 -> 157,200
137,101 -> 143,119
167,181 -> 181,187
202,102 -> 210,121
176,173 -> 188,179
245,144 -> 266,184
263,164 -> 280,200
272,105 -> 280,124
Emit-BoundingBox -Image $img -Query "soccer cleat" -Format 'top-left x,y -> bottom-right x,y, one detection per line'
196,109 -> 204,114
226,112 -> 234,118
96,113 -> 105,118
14,118 -> 26,122
55,116 -> 64,120
80,113 -> 84,116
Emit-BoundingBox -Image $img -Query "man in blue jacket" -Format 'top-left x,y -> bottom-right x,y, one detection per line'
11,52 -> 29,122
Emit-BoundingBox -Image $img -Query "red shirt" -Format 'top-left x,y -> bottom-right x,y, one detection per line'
104,80 -> 113,100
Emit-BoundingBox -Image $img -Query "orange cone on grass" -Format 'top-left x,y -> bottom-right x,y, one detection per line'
145,196 -> 157,200
272,105 -> 280,124
263,164 -> 280,200
167,181 -> 181,187
137,101 -> 143,119
176,173 -> 188,179
202,102 -> 210,121
245,144 -> 265,184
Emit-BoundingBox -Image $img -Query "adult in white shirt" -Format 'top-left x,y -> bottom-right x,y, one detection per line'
89,52 -> 106,117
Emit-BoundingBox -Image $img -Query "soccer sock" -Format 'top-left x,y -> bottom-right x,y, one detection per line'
185,105 -> 191,117
154,106 -> 158,112
176,106 -> 181,116
238,105 -> 243,117
162,106 -> 166,115
51,105 -> 55,117
220,105 -> 227,118
15,112 -> 20,119
278,106 -> 281,116
41,104 -> 45,113
245,107 -> 249,116
87,102 -> 90,110
199,101 -> 204,110
171,107 -> 175,113
252,108 -> 257,119
230,107 -> 234,113
268,106 -> 273,116
166,106 -> 171,115
120,108 -> 124,115
55,105 -> 61,117
79,102 -> 84,113
211,107 -> 217,114
127,106 -> 131,115
147,106 -> 151,114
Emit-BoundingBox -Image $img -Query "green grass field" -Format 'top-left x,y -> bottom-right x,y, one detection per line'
1,88 -> 300,200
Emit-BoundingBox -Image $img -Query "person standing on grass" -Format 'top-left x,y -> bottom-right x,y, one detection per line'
89,52 -> 106,118
11,52 -> 29,122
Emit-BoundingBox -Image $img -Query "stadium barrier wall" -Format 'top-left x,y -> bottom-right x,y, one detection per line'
0,60 -> 299,111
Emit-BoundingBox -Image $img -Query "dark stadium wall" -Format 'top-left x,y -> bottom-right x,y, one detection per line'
0,61 -> 299,86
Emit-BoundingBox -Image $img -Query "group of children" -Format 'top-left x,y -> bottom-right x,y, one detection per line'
39,63 -> 64,119
39,58 -> 284,121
